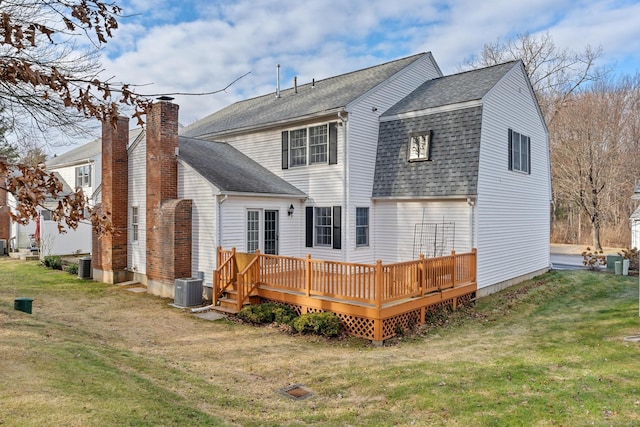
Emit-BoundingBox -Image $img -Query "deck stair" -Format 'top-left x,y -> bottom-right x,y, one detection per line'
211,282 -> 260,315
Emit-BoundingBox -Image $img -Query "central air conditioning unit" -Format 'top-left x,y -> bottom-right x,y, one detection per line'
174,278 -> 203,307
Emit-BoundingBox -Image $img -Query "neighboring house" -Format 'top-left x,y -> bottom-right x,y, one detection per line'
630,182 -> 640,249
5,128 -> 143,257
90,52 -> 550,298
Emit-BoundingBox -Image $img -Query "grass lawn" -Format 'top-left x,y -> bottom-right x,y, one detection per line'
1,258 -> 639,426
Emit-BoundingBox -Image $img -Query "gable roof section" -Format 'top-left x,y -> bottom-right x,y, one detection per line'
382,61 -> 518,117
47,127 -> 144,169
178,136 -> 306,197
181,53 -> 431,138
46,137 -> 101,169
373,106 -> 483,198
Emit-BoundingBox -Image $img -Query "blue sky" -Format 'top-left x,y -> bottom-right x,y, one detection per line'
55,0 -> 640,153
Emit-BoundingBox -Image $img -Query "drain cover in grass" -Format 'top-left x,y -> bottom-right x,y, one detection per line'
278,384 -> 314,400
624,335 -> 640,342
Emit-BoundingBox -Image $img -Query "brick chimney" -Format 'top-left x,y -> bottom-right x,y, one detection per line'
94,116 -> 129,283
145,100 -> 192,297
0,156 -> 9,251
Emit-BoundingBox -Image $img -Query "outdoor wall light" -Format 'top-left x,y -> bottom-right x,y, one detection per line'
288,204 -> 295,216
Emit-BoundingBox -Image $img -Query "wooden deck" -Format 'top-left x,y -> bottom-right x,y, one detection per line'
213,248 -> 477,342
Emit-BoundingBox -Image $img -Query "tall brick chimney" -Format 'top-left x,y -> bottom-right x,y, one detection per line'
0,156 -> 9,252
94,116 -> 129,283
145,100 -> 192,297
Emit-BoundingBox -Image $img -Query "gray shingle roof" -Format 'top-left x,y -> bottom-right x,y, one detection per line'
178,136 -> 306,197
181,53 -> 431,138
373,106 -> 482,198
383,61 -> 518,116
46,128 -> 143,168
46,138 -> 101,168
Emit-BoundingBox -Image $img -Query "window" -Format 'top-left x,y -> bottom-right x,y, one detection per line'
131,206 -> 139,242
306,206 -> 341,249
355,207 -> 369,247
309,125 -> 328,164
408,132 -> 430,161
289,128 -> 307,167
314,207 -> 332,246
508,129 -> 531,174
75,165 -> 91,187
247,210 -> 260,253
283,123 -> 337,168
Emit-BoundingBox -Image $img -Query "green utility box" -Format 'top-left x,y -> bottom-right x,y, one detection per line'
14,297 -> 33,314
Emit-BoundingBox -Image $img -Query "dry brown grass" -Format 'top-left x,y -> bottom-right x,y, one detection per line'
2,259 -> 640,426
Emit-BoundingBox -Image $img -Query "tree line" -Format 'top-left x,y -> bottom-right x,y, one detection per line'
0,2 -> 638,248
464,32 -> 640,250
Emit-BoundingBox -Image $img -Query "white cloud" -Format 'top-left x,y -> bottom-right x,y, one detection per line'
52,0 -> 640,154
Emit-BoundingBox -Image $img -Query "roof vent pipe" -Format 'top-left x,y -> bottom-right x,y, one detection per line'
312,78 -> 315,88
294,76 -> 297,94
276,64 -> 281,98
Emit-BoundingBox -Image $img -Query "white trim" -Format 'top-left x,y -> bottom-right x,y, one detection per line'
372,195 -> 475,201
380,99 -> 483,122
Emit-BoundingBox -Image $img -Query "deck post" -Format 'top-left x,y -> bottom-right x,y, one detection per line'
419,254 -> 425,295
305,254 -> 312,297
375,259 -> 383,309
237,272 -> 244,312
216,246 -> 221,267
471,248 -> 477,283
213,268 -> 219,306
451,250 -> 456,288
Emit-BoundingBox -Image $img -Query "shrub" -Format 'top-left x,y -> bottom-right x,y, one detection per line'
292,312 -> 340,337
618,247 -> 639,272
581,247 -> 606,270
66,264 -> 79,275
43,255 -> 63,270
238,302 -> 296,325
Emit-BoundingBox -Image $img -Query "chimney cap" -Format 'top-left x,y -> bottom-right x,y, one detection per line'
156,96 -> 174,101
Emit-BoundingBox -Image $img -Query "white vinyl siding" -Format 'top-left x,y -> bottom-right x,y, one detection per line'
128,137 -> 147,276
178,161 -> 218,284
373,200 -> 472,263
476,65 -> 550,291
218,197 -> 303,259
345,54 -> 442,263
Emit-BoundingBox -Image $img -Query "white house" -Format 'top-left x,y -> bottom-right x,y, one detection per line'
91,52 -> 550,298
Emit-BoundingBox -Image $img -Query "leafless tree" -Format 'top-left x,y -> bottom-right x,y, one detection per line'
551,76 -> 640,250
461,31 -> 606,125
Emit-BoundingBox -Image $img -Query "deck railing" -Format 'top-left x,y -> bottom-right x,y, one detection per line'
215,248 -> 476,307
213,247 -> 236,306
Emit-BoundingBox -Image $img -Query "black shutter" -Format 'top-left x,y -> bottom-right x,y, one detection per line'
329,122 -> 338,165
332,206 -> 341,250
507,129 -> 513,171
305,207 -> 313,248
428,129 -> 434,160
527,136 -> 531,175
282,131 -> 289,170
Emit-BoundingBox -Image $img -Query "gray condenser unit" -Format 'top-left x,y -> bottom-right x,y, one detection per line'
174,278 -> 203,307
78,257 -> 92,279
